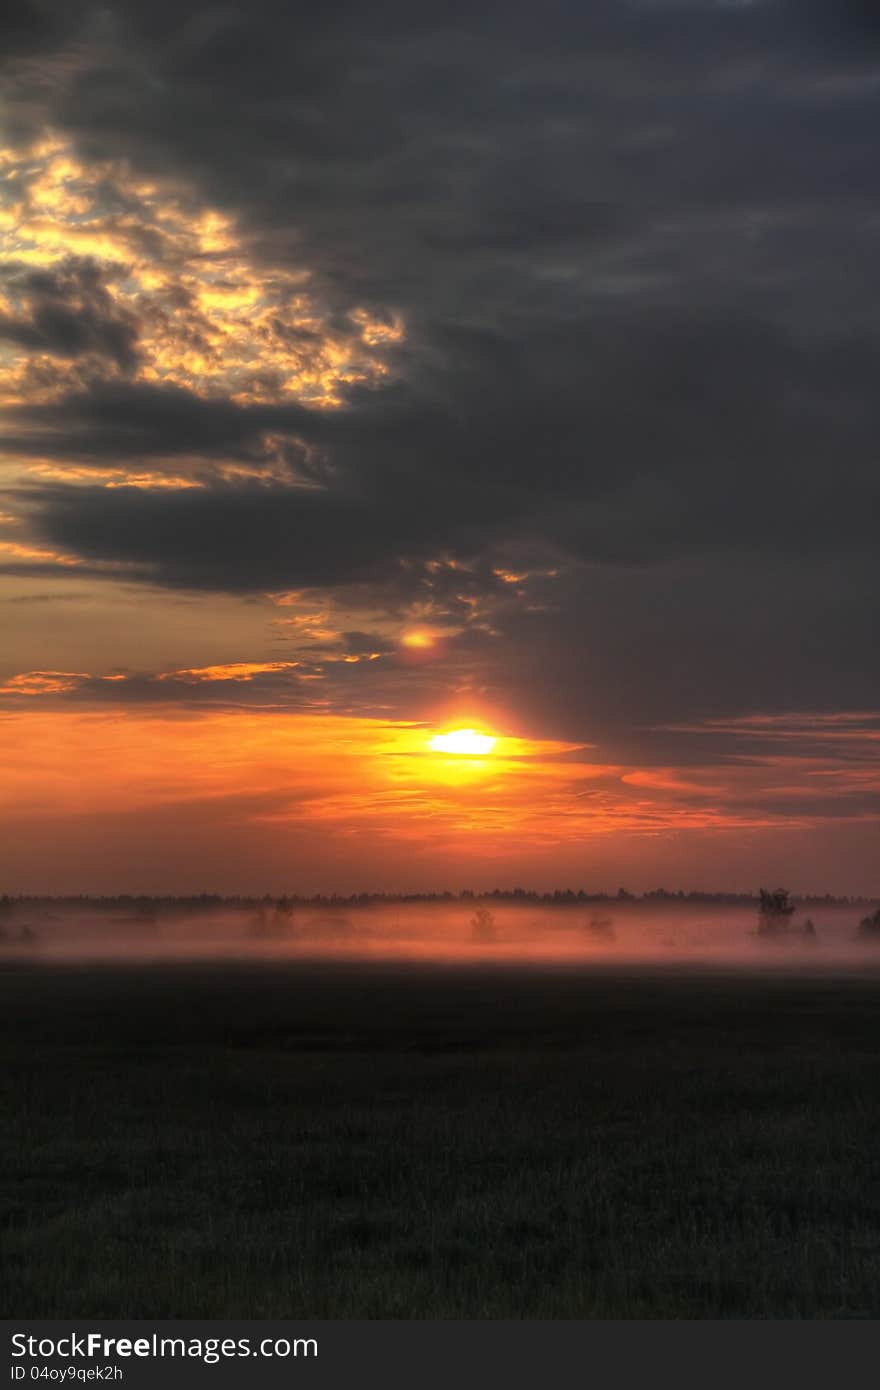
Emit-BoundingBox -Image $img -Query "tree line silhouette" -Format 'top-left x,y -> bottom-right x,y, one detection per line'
0,887 -> 872,917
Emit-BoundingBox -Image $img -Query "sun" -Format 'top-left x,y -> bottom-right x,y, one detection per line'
428,728 -> 497,756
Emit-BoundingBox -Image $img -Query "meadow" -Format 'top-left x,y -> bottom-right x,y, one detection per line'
4,956 -> 880,1318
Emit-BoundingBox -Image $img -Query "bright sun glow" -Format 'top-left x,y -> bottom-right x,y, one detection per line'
428,728 -> 497,756
401,631 -> 435,649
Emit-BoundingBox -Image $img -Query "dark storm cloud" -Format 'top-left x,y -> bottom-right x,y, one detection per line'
21,480 -> 447,589
2,0 -> 880,735
1,381 -> 316,462
0,261 -> 140,370
15,309 -> 880,589
0,0 -> 83,62
480,551 -> 880,749
785,0 -> 880,52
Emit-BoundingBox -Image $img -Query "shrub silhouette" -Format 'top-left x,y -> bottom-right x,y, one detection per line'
470,906 -> 496,943
584,916 -> 615,940
857,907 -> 880,942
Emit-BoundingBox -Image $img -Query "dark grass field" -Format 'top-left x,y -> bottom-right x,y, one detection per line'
3,958 -> 880,1318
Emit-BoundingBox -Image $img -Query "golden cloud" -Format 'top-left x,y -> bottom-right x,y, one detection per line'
156,661 -> 301,684
0,133 -> 404,411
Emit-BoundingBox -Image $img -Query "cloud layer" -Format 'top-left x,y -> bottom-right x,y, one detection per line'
2,1 -> 879,887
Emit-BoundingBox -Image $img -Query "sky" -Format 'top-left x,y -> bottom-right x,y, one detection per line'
1,0 -> 879,895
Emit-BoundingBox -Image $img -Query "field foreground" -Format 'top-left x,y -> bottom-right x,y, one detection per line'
3,960 -> 880,1318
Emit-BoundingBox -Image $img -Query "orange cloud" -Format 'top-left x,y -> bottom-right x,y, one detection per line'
156,662 -> 300,684
20,461 -> 203,490
0,540 -> 83,567
3,706 -> 857,851
1,706 -> 878,892
0,670 -> 89,696
0,709 -> 597,838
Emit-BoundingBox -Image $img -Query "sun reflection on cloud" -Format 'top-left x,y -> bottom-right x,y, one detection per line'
401,630 -> 436,650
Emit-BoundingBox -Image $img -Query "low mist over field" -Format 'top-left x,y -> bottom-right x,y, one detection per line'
4,891 -> 879,969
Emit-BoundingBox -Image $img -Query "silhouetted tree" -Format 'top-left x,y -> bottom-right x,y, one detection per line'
271,896 -> 296,935
757,888 -> 795,936
470,906 -> 496,943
